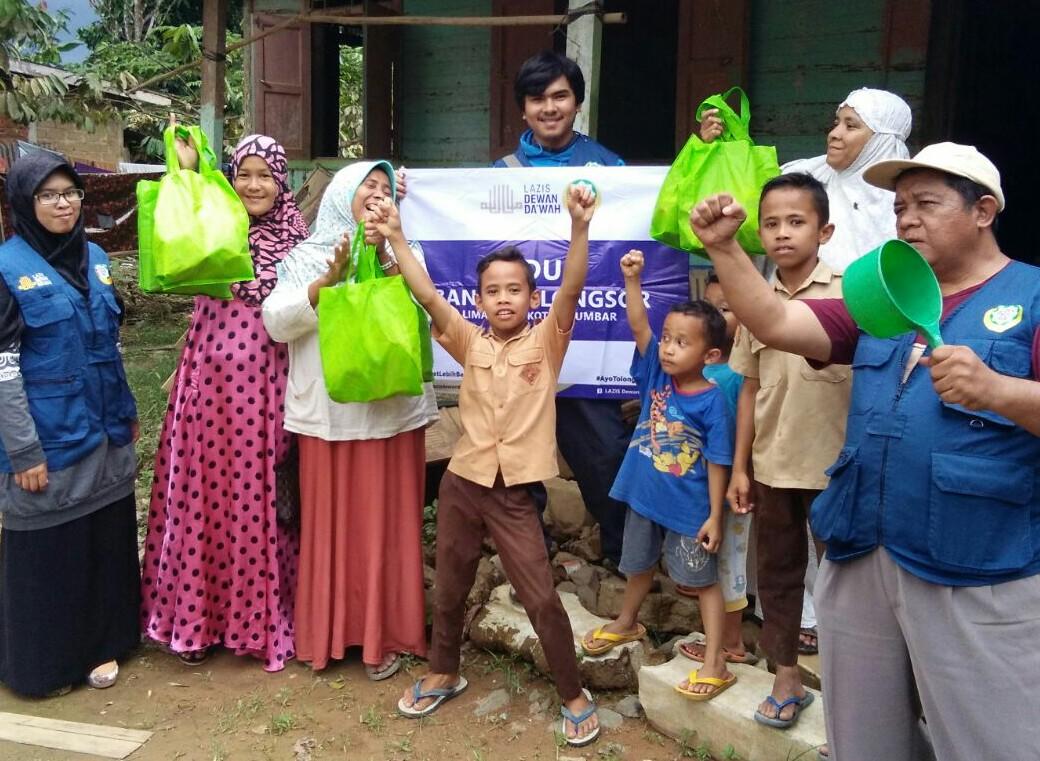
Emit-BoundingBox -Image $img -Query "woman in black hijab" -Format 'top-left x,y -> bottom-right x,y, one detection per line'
0,153 -> 141,697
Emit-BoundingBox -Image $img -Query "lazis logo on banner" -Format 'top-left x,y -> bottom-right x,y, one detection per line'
404,166 -> 690,399
480,182 -> 566,215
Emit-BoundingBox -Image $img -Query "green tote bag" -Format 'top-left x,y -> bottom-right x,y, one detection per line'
650,87 -> 780,256
318,222 -> 433,403
137,125 -> 253,298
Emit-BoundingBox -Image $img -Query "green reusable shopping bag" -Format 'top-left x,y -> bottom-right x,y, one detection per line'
318,222 -> 433,403
137,125 -> 253,298
650,87 -> 780,256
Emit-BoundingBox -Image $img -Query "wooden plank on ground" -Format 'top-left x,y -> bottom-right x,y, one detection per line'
0,712 -> 151,759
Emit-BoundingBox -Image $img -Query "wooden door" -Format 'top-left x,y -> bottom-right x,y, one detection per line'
674,0 -> 750,151
363,0 -> 401,159
489,0 -> 557,163
252,13 -> 311,159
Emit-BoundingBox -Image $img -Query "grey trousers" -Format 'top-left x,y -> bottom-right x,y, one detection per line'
816,548 -> 1040,761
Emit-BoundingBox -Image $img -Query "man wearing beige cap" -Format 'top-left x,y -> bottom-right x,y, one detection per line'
687,142 -> 1040,761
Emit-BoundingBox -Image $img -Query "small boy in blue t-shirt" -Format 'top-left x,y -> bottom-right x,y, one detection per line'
581,250 -> 736,701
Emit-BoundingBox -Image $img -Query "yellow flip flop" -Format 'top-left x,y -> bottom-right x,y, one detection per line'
674,669 -> 738,702
581,623 -> 647,656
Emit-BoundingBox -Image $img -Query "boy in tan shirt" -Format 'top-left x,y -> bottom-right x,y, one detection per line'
371,187 -> 601,747
727,173 -> 851,730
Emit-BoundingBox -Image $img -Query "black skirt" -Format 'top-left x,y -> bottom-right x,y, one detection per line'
0,494 -> 141,697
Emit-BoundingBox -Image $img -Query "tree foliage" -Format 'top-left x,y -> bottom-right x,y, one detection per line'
339,46 -> 363,158
78,22 -> 244,160
0,0 -> 114,128
4,0 -> 362,162
75,0 -> 247,161
79,0 -> 243,47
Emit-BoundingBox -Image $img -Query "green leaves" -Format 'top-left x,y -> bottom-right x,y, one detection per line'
4,91 -> 22,120
0,0 -> 246,161
160,23 -> 201,61
1,0 -> 114,129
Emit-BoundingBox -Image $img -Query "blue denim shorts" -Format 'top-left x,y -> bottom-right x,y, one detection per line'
618,508 -> 718,588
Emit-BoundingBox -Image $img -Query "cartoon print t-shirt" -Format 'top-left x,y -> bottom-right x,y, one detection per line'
610,335 -> 734,535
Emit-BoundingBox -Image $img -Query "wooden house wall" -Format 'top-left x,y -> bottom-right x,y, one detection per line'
396,0 -> 492,166
747,0 -> 930,163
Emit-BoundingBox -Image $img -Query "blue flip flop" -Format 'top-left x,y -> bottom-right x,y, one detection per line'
754,690 -> 815,729
397,676 -> 469,718
560,688 -> 601,747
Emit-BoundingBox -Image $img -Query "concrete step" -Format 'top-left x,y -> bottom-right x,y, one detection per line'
639,645 -> 826,761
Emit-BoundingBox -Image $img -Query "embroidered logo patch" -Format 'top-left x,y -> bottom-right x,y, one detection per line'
94,263 -> 112,285
982,305 -> 1023,333
519,364 -> 541,385
16,273 -> 52,290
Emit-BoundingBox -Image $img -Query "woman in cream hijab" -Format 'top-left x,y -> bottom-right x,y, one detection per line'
702,87 -> 913,272
263,161 -> 437,681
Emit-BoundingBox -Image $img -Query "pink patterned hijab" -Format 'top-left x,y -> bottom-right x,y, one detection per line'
229,134 -> 310,306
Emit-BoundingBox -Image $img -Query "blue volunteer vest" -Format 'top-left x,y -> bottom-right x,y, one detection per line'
0,236 -> 137,472
810,260 -> 1040,586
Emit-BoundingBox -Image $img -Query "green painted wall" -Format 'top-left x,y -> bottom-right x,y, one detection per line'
397,0 -> 491,167
748,0 -> 928,164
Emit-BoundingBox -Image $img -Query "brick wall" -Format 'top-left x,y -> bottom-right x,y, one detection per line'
0,115 -> 28,143
30,117 -> 125,170
0,115 -> 29,172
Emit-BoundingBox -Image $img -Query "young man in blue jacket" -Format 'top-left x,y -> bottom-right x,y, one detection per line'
494,51 -> 628,567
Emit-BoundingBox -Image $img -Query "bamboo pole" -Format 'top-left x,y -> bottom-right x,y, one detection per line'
200,0 -> 228,152
128,13 -> 305,93
304,12 -> 627,26
128,10 -> 625,93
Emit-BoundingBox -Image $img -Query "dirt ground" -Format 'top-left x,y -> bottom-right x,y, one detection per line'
0,643 -> 695,761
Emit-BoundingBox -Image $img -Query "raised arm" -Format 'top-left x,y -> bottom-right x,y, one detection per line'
552,184 -> 597,333
620,249 -> 652,354
372,198 -> 456,335
689,194 -> 833,362
262,236 -> 349,343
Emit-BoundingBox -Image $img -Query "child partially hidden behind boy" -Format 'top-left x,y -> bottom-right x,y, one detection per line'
371,185 -> 602,747
581,251 -> 736,701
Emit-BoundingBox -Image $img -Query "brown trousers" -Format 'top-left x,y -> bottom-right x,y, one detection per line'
753,481 -> 821,667
429,471 -> 583,700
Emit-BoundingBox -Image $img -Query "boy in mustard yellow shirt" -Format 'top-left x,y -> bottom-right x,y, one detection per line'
370,187 -> 601,747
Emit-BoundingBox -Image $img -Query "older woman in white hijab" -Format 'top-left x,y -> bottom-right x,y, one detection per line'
262,161 -> 437,680
702,87 -> 913,272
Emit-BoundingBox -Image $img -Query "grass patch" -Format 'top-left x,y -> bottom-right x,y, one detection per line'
387,735 -> 414,755
269,712 -> 297,735
360,704 -> 386,734
479,650 -> 530,696
120,315 -> 188,540
643,729 -> 666,746
214,689 -> 266,734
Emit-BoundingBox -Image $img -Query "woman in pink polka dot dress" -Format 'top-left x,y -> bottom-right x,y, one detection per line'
140,135 -> 310,671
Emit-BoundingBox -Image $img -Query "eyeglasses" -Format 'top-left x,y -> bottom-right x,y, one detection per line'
35,189 -> 86,205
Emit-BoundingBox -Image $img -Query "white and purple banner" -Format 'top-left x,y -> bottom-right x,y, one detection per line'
402,166 -> 689,399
